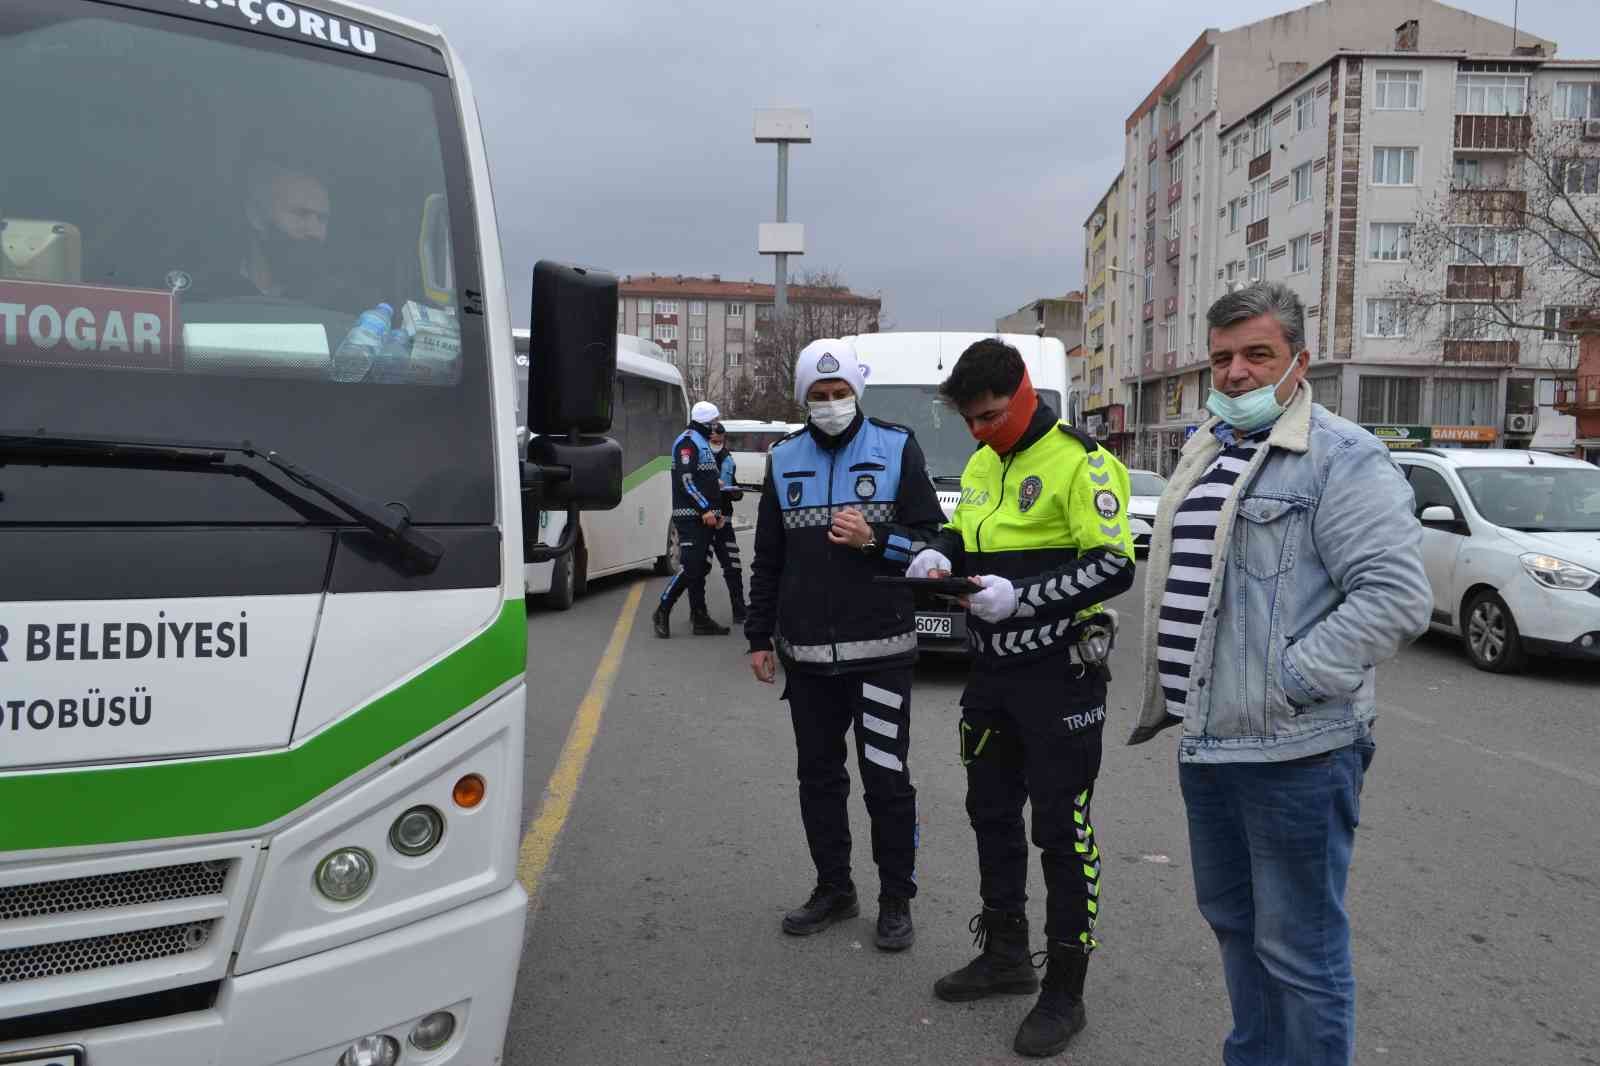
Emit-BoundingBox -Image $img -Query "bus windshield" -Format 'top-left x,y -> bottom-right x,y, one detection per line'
865,384 -> 1062,479
0,1 -> 492,525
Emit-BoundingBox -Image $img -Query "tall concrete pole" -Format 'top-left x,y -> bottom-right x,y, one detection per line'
776,142 -> 789,321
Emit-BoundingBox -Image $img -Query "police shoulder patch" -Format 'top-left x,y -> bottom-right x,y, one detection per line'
1093,489 -> 1120,519
1056,422 -> 1100,453
865,416 -> 911,436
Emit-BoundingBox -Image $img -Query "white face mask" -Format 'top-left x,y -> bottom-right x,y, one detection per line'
808,396 -> 857,436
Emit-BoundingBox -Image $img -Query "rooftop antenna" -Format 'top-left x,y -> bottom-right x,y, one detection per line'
1511,0 -> 1519,50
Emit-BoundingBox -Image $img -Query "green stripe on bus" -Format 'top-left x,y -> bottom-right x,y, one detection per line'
0,600 -> 526,852
621,455 -> 671,495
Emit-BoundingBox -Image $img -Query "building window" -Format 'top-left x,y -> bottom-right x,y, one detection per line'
1228,134 -> 1245,171
1310,373 -> 1341,413
1554,158 -> 1600,194
1228,197 -> 1242,233
689,300 -> 706,317
637,325 -> 650,341
655,323 -> 678,343
1453,158 -> 1482,188
1289,234 -> 1311,273
1164,313 -> 1177,353
1091,366 -> 1105,392
1142,320 -> 1154,355
755,305 -> 773,322
1251,115 -> 1269,157
1455,73 -> 1528,116
1292,162 -> 1313,204
1369,222 -> 1413,261
1445,303 -> 1508,340
1247,242 -> 1266,282
1191,69 -> 1205,108
655,300 -> 679,315
690,324 -> 706,342
687,347 -> 706,367
1375,70 -> 1422,110
1543,305 -> 1587,344
1143,268 -> 1154,301
726,348 -> 744,368
1372,147 -> 1417,185
616,306 -> 625,330
1434,378 -> 1496,424
1364,298 -> 1408,337
1450,226 -> 1521,265
727,302 -> 744,319
1294,89 -> 1318,132
1187,312 -> 1196,349
1358,376 -> 1422,423
1555,81 -> 1600,120
1249,176 -> 1269,222
1169,204 -> 1183,240
637,298 -> 653,314
1169,146 -> 1184,185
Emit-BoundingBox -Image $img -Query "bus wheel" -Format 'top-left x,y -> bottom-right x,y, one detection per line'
655,523 -> 681,576
572,535 -> 589,598
544,546 -> 576,611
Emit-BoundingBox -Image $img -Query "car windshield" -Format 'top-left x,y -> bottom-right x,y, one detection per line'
865,384 -> 1062,478
0,1 -> 491,525
1129,472 -> 1168,496
1457,466 -> 1600,532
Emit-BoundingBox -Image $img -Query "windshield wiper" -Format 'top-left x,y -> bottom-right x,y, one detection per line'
0,432 -> 443,574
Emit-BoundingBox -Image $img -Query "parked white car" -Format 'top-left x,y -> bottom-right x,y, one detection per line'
1392,448 -> 1600,673
1126,469 -> 1168,554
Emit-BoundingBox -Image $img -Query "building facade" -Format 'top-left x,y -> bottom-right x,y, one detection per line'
1082,172 -> 1131,455
617,275 -> 881,404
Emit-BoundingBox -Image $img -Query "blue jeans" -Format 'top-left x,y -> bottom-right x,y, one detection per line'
1179,736 -> 1376,1066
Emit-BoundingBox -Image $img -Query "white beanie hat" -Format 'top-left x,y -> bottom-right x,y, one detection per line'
690,400 -> 720,425
793,337 -> 868,406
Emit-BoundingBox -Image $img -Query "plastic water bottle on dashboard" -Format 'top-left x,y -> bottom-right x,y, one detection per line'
371,324 -> 416,384
331,303 -> 392,383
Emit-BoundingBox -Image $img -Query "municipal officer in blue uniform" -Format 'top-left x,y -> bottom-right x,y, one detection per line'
709,422 -> 747,623
746,338 -> 945,951
653,400 -> 732,639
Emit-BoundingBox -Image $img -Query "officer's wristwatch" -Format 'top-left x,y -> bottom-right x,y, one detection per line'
860,535 -> 878,554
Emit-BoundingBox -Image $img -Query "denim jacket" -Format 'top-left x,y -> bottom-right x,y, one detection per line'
1129,385 -> 1430,763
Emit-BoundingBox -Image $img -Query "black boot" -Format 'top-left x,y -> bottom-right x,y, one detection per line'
876,895 -> 914,952
1012,941 -> 1089,1058
730,596 -> 747,624
691,609 -> 730,635
782,883 -> 859,936
932,909 -> 1038,1002
652,604 -> 671,639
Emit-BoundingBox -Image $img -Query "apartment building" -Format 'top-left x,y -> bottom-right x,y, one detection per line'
1082,172 -> 1130,453
617,275 -> 880,402
995,292 -> 1087,406
1208,47 -> 1598,464
1112,0 -> 1553,472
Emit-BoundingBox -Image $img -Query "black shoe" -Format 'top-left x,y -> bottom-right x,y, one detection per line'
876,895 -> 914,952
691,610 -> 730,636
652,604 -> 671,639
730,598 -> 747,624
782,884 -> 859,936
1013,942 -> 1089,1058
932,909 -> 1039,1002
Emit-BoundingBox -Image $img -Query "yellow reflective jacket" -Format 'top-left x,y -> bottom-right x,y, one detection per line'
929,411 -> 1136,665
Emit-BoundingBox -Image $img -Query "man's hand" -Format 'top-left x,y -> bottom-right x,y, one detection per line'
966,574 -> 1021,623
827,507 -> 873,549
701,511 -> 721,528
907,548 -> 952,578
750,650 -> 777,684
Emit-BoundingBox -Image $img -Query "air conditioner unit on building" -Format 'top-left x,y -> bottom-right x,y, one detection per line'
1584,119 -> 1600,142
1505,412 -> 1537,434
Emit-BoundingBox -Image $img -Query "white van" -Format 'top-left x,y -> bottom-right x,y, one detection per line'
843,331 -> 1079,651
718,418 -> 803,488
516,330 -> 689,608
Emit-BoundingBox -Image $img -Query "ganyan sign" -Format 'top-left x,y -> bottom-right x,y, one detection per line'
0,280 -> 180,372
1367,425 -> 1432,449
1432,425 -> 1499,444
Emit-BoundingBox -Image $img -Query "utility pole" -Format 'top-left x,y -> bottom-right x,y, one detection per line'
755,109 -> 811,321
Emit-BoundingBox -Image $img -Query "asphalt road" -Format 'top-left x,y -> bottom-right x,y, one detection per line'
504,522 -> 1600,1066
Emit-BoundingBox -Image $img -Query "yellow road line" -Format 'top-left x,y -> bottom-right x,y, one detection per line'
517,581 -> 645,901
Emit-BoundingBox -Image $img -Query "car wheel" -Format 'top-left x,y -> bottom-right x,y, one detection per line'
655,523 -> 681,576
543,548 -> 575,611
1462,590 -> 1526,673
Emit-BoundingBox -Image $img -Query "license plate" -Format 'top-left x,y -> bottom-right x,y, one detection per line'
915,613 -> 954,637
0,1049 -> 83,1066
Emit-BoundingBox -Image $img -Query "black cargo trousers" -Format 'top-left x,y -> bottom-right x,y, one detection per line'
659,518 -> 712,615
960,670 -> 1107,949
784,665 -> 918,901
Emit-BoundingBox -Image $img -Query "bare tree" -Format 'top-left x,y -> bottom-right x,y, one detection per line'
1387,93 -> 1600,372
729,268 -> 882,421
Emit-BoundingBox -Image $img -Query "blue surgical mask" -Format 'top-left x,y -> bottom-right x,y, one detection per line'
1205,359 -> 1301,434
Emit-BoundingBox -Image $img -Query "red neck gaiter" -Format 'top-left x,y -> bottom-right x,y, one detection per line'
972,369 -> 1038,455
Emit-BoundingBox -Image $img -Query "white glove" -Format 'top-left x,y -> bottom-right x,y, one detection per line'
906,548 -> 952,578
968,574 -> 1021,624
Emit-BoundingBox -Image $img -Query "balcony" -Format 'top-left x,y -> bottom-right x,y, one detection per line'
1246,218 -> 1269,245
1445,264 -> 1524,301
1248,151 -> 1272,180
1144,243 -> 1156,267
1165,125 -> 1182,151
1553,375 -> 1600,414
1167,179 -> 1183,205
1142,300 -> 1155,322
1164,295 -> 1179,317
1448,188 -> 1527,225
1166,236 -> 1181,262
1148,140 -> 1159,162
1454,114 -> 1532,152
1442,339 -> 1520,364
1146,192 -> 1157,216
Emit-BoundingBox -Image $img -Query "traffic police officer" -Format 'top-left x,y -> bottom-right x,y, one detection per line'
909,338 -> 1135,1058
746,338 -> 944,951
708,422 -> 747,623
653,400 -> 732,638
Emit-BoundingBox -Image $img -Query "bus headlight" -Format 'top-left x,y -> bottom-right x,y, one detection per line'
337,1035 -> 399,1066
389,806 -> 445,857
315,847 -> 375,902
410,1011 -> 457,1050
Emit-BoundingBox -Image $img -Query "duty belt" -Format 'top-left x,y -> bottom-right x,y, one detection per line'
778,630 -> 917,664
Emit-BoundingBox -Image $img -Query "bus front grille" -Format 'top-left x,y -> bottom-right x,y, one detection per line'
0,861 -> 230,923
0,920 -> 215,985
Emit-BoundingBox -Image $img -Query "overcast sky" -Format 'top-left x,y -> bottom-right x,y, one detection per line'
376,0 -> 1600,331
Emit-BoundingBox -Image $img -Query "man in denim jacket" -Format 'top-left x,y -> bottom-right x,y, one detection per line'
1129,283 -> 1429,1066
